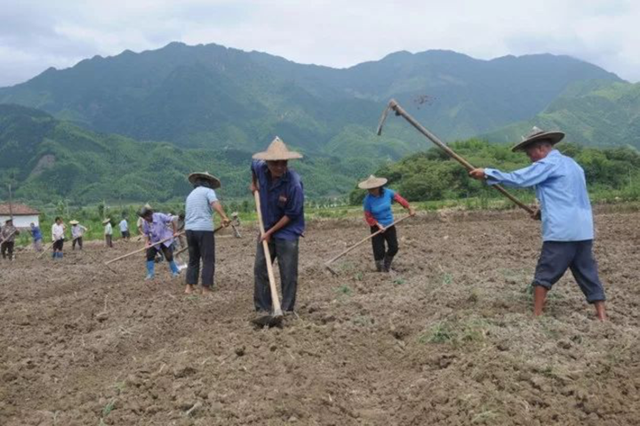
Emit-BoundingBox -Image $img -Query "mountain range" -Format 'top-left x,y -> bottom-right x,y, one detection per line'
0,41 -> 637,203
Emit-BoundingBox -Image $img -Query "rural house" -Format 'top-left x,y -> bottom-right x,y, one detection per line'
0,203 -> 40,228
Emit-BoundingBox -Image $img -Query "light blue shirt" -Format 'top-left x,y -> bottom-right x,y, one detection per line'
485,150 -> 594,242
185,186 -> 218,232
363,188 -> 397,227
119,219 -> 128,232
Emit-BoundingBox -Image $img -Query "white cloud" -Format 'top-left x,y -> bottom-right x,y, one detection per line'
0,0 -> 639,86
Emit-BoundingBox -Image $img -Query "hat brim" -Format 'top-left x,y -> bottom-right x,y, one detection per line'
102,219 -> 111,224
69,221 -> 79,225
252,152 -> 303,161
512,131 -> 565,152
358,178 -> 388,190
188,173 -> 221,189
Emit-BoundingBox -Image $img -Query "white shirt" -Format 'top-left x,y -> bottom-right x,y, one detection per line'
119,219 -> 128,232
52,223 -> 65,241
104,223 -> 113,235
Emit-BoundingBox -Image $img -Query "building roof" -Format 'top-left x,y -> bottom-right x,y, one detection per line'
0,203 -> 40,215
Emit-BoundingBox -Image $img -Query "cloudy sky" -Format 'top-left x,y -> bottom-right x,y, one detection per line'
1,0 -> 639,87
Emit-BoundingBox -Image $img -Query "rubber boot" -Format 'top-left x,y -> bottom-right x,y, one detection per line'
58,252 -> 63,259
383,255 -> 394,273
52,251 -> 57,259
375,260 -> 384,272
169,260 -> 180,278
145,260 -> 155,280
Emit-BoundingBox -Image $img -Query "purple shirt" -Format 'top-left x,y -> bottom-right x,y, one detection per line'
142,213 -> 174,247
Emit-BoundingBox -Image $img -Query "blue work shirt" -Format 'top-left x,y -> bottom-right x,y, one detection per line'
485,149 -> 594,242
185,186 -> 218,231
363,188 -> 397,227
252,160 -> 305,240
31,226 -> 42,241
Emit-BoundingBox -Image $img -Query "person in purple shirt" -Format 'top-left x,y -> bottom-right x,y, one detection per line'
139,206 -> 180,281
251,137 -> 305,313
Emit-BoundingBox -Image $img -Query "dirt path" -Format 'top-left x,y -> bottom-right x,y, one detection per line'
1,210 -> 639,425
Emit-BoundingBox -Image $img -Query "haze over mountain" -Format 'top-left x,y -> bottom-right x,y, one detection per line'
0,42 -> 636,203
0,42 -> 621,150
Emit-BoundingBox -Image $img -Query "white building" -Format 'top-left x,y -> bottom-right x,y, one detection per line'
0,203 -> 40,229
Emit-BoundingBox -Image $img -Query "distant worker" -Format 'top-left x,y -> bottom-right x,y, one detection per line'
469,127 -> 606,321
119,216 -> 130,241
70,220 -> 88,250
30,222 -> 43,252
184,172 -> 230,295
251,137 -> 305,314
103,218 -> 113,248
51,217 -> 65,259
139,206 -> 181,280
359,175 -> 416,272
1,219 -> 20,260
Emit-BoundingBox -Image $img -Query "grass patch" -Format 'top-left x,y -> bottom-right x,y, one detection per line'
419,318 -> 490,346
334,284 -> 352,297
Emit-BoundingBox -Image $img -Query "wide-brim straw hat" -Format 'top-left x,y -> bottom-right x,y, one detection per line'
69,220 -> 79,225
188,172 -> 221,189
512,126 -> 565,152
102,218 -> 111,225
252,136 -> 303,161
358,175 -> 388,190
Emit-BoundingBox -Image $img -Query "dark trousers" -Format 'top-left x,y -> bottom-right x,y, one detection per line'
105,235 -> 113,248
186,230 -> 215,287
53,239 -> 64,251
370,225 -> 398,261
146,244 -> 173,262
532,240 -> 606,303
1,241 -> 14,259
72,237 -> 83,250
254,238 -> 299,312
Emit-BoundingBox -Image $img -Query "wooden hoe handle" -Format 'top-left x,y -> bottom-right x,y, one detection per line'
254,191 -> 284,317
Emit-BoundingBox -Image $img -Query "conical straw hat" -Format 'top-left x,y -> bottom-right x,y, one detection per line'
253,136 -> 303,161
102,218 -> 111,225
512,126 -> 564,152
188,171 -> 221,189
69,220 -> 79,225
358,175 -> 388,190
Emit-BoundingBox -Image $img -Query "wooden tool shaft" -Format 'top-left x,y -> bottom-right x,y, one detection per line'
254,191 -> 283,317
325,215 -> 412,266
104,232 -> 184,265
388,100 -> 534,215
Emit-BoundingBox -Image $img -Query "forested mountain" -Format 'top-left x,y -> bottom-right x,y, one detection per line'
485,80 -> 640,149
0,42 -> 621,151
0,104 -> 378,203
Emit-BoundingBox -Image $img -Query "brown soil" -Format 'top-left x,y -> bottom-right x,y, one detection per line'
1,210 -> 639,425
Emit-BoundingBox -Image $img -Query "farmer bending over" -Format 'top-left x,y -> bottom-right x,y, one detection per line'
139,206 -> 181,280
469,127 -> 606,321
359,175 -> 415,272
251,137 -> 305,314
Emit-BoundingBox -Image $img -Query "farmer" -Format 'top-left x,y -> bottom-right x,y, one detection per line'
70,220 -> 88,250
51,217 -> 65,259
103,218 -> 113,248
184,172 -> 231,294
1,219 -> 20,260
251,137 -> 305,314
469,127 -> 607,321
119,216 -> 130,241
30,223 -> 43,252
139,206 -> 181,280
359,175 -> 416,272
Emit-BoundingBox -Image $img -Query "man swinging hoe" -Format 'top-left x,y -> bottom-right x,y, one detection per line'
470,127 -> 607,321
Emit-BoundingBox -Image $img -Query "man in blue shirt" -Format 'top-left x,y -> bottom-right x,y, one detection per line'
251,137 -> 305,313
470,127 -> 606,321
184,172 -> 230,295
